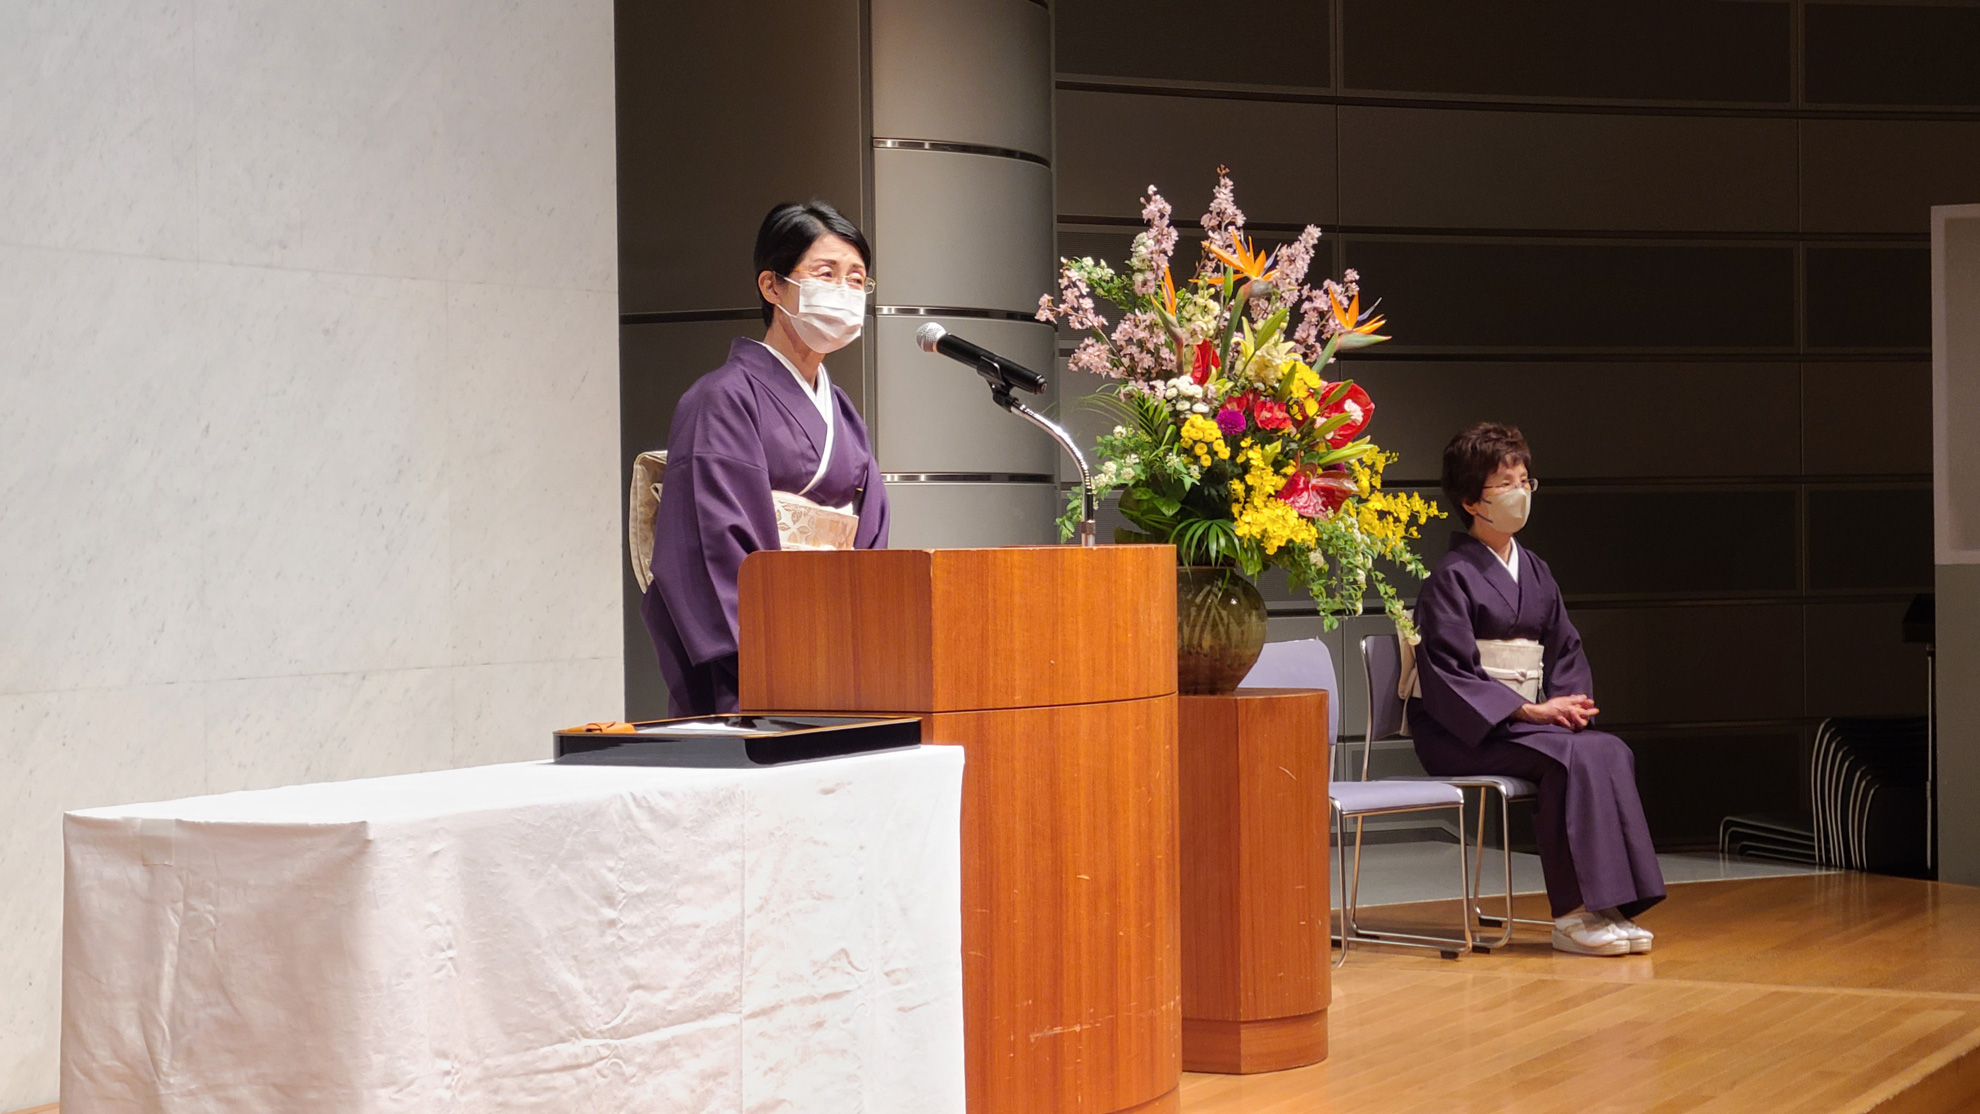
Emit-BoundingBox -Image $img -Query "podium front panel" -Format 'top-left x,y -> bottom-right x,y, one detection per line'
739,545 -> 1176,713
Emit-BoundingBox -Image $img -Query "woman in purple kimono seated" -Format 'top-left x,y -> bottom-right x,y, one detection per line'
1410,423 -> 1665,956
641,201 -> 890,717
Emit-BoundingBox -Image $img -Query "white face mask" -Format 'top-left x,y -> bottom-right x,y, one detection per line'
777,277 -> 865,354
1474,487 -> 1532,534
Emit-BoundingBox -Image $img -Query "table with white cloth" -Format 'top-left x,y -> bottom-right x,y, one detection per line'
60,746 -> 966,1114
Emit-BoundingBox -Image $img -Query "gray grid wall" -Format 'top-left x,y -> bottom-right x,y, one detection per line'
1054,0 -> 1975,846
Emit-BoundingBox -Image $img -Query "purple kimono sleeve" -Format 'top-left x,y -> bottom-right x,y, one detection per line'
655,450 -> 779,666
1414,569 -> 1529,748
1539,579 -> 1595,700
853,455 -> 890,549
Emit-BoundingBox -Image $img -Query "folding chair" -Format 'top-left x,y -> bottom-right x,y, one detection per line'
1243,639 -> 1473,966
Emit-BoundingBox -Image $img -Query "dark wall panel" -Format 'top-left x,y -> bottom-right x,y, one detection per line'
1055,90 -> 1338,223
1804,600 -> 1930,718
1057,0 -> 1330,86
1519,489 -> 1800,597
1807,485 -> 1933,591
1631,731 -> 1805,846
1801,120 -> 1980,234
1338,108 -> 1797,233
1343,239 -> 1797,349
1801,362 -> 1932,475
1572,604 -> 1804,725
1806,246 -> 1932,349
1358,362 -> 1801,483
1806,3 -> 1980,107
616,2 -> 867,314
1341,1 -> 1790,104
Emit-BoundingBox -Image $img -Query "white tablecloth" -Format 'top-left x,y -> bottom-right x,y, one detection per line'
61,747 -> 965,1114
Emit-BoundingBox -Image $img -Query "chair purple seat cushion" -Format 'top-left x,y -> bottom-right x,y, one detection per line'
1332,779 -> 1464,816
1397,774 -> 1538,800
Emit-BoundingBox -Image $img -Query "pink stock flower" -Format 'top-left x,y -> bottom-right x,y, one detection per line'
1276,226 -> 1322,291
1200,167 -> 1246,257
1109,311 -> 1173,380
1067,337 -> 1114,377
1130,188 -> 1180,296
1042,266 -> 1107,332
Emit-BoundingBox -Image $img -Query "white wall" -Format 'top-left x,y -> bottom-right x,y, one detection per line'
0,1 -> 621,1105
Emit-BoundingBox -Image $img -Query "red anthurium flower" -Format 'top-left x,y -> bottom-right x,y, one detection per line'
1314,381 -> 1375,447
1252,399 -> 1294,430
1191,340 -> 1221,385
1277,470 -> 1358,518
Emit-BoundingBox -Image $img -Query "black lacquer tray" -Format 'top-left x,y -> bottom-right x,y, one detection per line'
553,715 -> 923,768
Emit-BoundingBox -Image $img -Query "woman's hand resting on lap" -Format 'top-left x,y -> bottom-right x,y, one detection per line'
1515,695 -> 1600,731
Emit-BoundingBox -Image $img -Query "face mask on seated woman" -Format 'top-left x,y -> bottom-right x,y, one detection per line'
1473,486 -> 1532,534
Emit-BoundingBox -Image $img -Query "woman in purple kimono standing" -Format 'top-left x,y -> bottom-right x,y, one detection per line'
1410,423 -> 1665,956
641,201 -> 890,717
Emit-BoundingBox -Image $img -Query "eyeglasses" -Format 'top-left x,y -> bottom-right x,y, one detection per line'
1483,478 -> 1539,495
785,267 -> 874,294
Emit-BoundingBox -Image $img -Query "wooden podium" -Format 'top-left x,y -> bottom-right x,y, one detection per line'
739,545 -> 1182,1114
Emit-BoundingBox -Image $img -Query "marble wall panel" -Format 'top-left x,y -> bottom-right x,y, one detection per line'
452,657 -> 624,767
202,668 -> 457,793
442,0 -> 617,291
0,0 -> 619,1103
0,0 -> 198,258
193,0 -> 457,277
193,265 -> 455,680
0,246 -> 209,695
446,283 -> 623,667
195,0 -> 615,289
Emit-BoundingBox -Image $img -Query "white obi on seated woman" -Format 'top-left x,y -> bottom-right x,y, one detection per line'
1407,422 -> 1666,956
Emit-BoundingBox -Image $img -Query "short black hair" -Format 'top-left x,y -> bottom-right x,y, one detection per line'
753,201 -> 873,325
1441,423 -> 1533,527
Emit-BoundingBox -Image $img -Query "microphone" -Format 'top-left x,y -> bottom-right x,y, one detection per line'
914,322 -> 1047,394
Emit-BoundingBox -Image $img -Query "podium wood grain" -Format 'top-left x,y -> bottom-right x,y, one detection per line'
1178,690 -> 1331,1074
739,545 -> 1183,1114
738,545 -> 1176,712
928,698 -> 1181,1114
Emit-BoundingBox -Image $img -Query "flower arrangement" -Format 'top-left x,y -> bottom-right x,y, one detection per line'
1036,170 -> 1443,634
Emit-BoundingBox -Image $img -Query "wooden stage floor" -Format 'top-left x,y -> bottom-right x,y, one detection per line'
13,873 -> 1977,1114
1181,872 -> 1980,1114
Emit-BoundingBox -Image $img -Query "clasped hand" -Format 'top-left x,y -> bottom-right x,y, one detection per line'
1515,694 -> 1600,731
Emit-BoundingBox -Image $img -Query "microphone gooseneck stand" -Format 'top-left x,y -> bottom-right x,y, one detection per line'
987,382 -> 1098,548
915,320 -> 1097,546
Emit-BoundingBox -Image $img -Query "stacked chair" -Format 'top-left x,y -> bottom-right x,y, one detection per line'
1242,639 -> 1472,965
1810,716 -> 1931,877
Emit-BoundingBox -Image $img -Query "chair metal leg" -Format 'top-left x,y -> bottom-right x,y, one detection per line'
1467,788 -> 1550,940
1332,802 -> 1350,968
1333,800 -> 1473,962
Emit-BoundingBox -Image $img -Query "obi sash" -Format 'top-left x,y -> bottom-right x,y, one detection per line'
1395,635 -> 1547,737
629,450 -> 858,592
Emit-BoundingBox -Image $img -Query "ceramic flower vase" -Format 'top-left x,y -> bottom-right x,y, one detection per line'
1176,566 -> 1268,694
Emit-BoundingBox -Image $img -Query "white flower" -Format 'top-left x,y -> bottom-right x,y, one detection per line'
1113,425 -> 1127,437
1191,401 -> 1210,414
